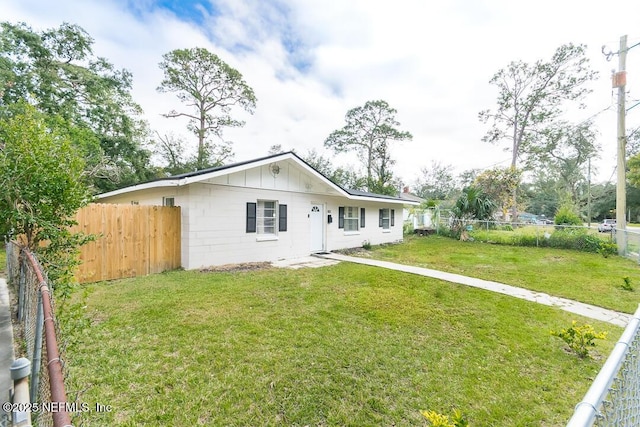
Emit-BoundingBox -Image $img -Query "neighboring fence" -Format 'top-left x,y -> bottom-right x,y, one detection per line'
429,217 -> 640,264
70,203 -> 181,283
617,228 -> 640,263
6,241 -> 71,427
567,305 -> 640,426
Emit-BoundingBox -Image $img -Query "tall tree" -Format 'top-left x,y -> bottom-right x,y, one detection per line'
531,121 -> 598,205
154,131 -> 193,176
474,167 -> 522,219
0,21 -> 155,192
324,100 -> 412,195
479,44 -> 596,219
479,44 -> 597,168
157,47 -> 257,170
300,149 -> 367,190
414,161 -> 456,200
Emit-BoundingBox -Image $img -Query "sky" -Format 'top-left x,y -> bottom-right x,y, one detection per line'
3,0 -> 640,187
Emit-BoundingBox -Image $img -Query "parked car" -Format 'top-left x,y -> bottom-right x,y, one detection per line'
535,219 -> 554,225
598,219 -> 616,232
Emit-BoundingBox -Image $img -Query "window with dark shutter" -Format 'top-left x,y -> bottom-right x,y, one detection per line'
246,202 -> 257,233
360,208 -> 365,228
391,209 -> 395,226
379,208 -> 390,229
338,207 -> 345,229
279,204 -> 287,232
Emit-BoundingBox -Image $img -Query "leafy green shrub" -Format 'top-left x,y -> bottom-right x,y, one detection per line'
362,240 -> 372,250
403,222 -> 414,235
575,233 -> 603,252
500,224 -> 513,232
597,242 -> 617,258
621,276 -> 634,291
421,409 -> 469,427
554,205 -> 582,227
551,321 -> 607,359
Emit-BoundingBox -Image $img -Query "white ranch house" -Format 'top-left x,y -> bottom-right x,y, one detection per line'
98,152 -> 418,269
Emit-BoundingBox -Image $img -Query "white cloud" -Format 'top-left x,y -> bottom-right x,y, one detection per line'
3,0 -> 640,186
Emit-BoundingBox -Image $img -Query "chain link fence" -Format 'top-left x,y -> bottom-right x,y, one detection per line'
617,228 -> 640,264
6,241 -> 72,427
567,306 -> 640,426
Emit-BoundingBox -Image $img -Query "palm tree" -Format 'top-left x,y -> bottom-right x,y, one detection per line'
451,186 -> 496,240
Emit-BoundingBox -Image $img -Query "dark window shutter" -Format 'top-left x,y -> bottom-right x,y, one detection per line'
246,202 -> 256,233
391,209 -> 395,226
338,207 -> 345,229
279,204 -> 287,232
379,209 -> 383,227
360,208 -> 365,228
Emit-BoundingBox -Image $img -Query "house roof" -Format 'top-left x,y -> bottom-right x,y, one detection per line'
97,151 -> 419,205
398,192 -> 425,203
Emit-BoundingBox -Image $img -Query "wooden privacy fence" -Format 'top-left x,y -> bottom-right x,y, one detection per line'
70,203 -> 181,283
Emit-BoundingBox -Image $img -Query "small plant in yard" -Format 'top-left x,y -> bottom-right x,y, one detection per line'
621,276 -> 634,291
597,241 -> 617,258
551,321 -> 607,359
421,409 -> 469,427
362,239 -> 372,250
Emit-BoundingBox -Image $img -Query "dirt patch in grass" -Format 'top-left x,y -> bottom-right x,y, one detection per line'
334,247 -> 372,257
199,262 -> 272,273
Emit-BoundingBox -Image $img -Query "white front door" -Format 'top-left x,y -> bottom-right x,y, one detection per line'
310,204 -> 324,252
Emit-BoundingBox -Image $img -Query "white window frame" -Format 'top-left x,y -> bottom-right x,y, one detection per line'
162,197 -> 175,207
344,206 -> 359,232
381,208 -> 390,230
257,200 -> 277,237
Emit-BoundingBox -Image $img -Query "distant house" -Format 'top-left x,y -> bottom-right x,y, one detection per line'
399,187 -> 436,231
97,152 -> 418,269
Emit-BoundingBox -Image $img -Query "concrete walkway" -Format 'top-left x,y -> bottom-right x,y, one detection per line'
0,277 -> 14,422
315,253 -> 632,327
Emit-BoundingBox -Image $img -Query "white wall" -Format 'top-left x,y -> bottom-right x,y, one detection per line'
99,159 -> 406,269
182,186 -> 404,269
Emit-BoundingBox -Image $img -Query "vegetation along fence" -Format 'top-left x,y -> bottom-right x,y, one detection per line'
5,241 -> 71,427
567,305 -> 640,426
70,203 -> 181,283
427,217 -> 640,263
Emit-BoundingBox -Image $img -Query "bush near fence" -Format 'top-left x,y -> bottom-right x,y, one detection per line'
434,220 -> 619,256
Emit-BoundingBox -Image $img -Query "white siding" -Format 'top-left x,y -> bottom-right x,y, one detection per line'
324,197 -> 404,252
181,185 -> 403,269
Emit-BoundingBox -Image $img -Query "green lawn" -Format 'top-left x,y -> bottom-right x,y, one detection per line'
68,262 -> 619,426
362,235 -> 640,314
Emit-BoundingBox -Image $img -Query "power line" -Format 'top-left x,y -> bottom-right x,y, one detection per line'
627,100 -> 640,112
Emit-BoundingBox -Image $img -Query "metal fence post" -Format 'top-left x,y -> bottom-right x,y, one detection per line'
17,259 -> 25,322
10,358 -> 31,427
30,291 -> 43,406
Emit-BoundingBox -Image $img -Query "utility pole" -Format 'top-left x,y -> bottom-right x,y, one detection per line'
615,35 -> 627,255
587,157 -> 591,228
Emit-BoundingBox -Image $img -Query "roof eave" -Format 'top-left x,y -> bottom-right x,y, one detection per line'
96,179 -> 180,199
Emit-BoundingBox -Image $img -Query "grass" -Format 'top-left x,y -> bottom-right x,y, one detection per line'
361,235 -> 640,313
68,263 -> 619,426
